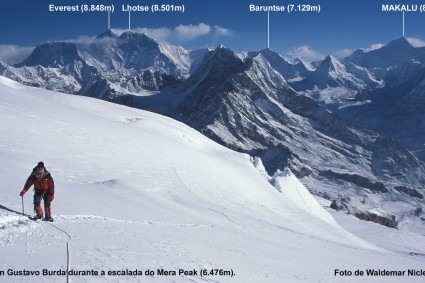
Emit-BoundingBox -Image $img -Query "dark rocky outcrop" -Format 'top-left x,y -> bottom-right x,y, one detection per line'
355,211 -> 397,229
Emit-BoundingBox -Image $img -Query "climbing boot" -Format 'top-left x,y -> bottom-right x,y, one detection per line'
44,207 -> 54,222
34,205 -> 43,219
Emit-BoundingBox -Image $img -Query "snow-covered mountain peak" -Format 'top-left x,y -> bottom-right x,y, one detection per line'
258,48 -> 298,66
190,45 -> 245,72
209,44 -> 237,59
356,37 -> 413,55
258,48 -> 287,60
312,55 -> 350,80
96,28 -> 118,39
17,41 -> 81,68
293,58 -> 304,64
178,45 -> 246,94
246,53 -> 292,90
384,37 -> 414,51
87,30 -> 191,76
293,58 -> 315,71
248,48 -> 311,80
345,37 -> 425,70
318,55 -> 344,71
119,31 -> 153,41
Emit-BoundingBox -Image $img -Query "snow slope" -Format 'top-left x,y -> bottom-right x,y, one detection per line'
0,76 -> 424,282
273,168 -> 336,225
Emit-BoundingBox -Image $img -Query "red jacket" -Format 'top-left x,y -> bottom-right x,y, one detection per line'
22,171 -> 55,195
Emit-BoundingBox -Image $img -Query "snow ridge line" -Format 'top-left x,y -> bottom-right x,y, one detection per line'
47,223 -> 72,283
56,215 -> 213,227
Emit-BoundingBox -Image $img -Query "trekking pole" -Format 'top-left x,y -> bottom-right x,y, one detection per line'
21,196 -> 25,215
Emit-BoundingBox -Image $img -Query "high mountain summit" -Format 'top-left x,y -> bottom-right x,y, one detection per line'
346,37 -> 425,70
344,37 -> 425,87
1,32 -> 425,230
248,48 -> 312,81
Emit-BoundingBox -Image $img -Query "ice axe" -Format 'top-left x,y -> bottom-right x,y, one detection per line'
21,196 -> 25,215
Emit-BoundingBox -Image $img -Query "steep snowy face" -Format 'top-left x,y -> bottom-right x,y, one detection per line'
246,53 -> 293,91
273,168 -> 337,225
115,31 -> 191,76
316,55 -> 345,75
248,49 -> 311,80
96,28 -> 118,39
306,55 -> 354,88
179,46 -> 297,134
188,48 -> 211,74
180,46 -> 294,149
178,46 -> 247,98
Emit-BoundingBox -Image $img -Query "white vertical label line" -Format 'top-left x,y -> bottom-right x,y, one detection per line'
129,11 -> 131,31
267,11 -> 270,49
108,11 -> 110,29
403,11 -> 405,37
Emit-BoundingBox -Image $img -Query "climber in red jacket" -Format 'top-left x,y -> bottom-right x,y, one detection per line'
20,161 -> 55,221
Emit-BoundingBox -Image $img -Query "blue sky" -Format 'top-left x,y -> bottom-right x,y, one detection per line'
1,0 -> 425,63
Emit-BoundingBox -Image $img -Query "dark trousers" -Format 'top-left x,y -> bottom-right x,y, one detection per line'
33,193 -> 51,208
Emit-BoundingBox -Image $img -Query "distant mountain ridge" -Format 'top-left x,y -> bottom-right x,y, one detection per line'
1,31 -> 425,229
17,30 -> 191,76
4,30 -> 195,99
